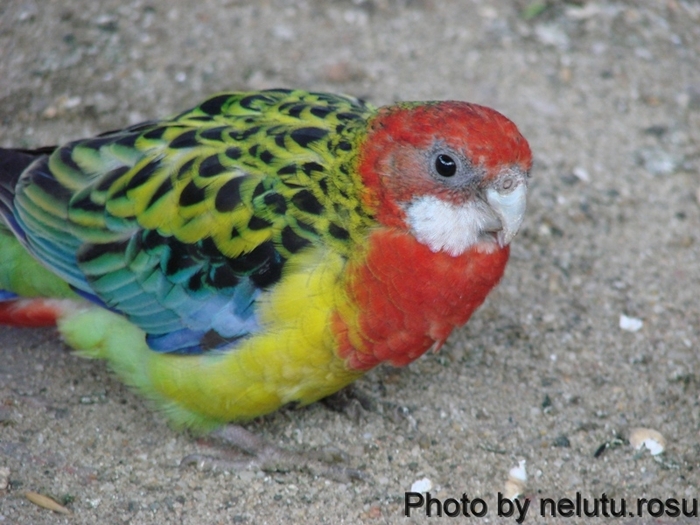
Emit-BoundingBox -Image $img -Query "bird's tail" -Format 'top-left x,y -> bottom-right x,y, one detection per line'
0,146 -> 80,327
0,297 -> 76,327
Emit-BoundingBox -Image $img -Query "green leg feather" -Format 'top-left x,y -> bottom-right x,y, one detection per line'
0,231 -> 78,299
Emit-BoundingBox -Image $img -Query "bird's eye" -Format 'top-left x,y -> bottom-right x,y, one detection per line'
434,154 -> 457,177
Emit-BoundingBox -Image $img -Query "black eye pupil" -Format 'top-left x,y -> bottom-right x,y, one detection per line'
435,154 -> 457,177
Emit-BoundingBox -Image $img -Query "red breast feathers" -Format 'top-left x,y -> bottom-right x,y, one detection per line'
335,101 -> 532,371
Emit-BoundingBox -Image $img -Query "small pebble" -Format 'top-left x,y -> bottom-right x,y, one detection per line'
410,477 -> 432,493
572,166 -> 590,182
619,315 -> 643,332
629,428 -> 666,456
636,147 -> 678,176
552,435 -> 571,448
504,460 -> 527,500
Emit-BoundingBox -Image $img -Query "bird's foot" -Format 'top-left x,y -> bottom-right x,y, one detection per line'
180,425 -> 366,482
321,384 -> 376,422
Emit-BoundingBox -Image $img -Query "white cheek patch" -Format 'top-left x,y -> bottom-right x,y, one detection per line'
405,195 -> 497,256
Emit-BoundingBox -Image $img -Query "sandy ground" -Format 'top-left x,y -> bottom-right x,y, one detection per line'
1,0 -> 699,523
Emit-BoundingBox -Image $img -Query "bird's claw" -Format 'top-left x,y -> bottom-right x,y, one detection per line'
321,384 -> 376,422
180,424 -> 367,482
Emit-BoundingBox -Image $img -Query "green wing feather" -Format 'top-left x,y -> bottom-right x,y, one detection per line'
10,89 -> 377,353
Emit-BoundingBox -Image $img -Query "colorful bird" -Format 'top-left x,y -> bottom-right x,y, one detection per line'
0,89 -> 531,431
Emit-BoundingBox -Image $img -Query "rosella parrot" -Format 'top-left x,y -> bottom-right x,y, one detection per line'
0,89 -> 531,439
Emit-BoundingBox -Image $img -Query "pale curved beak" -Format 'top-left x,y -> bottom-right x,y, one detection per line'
485,183 -> 528,247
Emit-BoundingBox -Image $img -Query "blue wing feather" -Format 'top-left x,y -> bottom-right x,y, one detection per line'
0,290 -> 19,301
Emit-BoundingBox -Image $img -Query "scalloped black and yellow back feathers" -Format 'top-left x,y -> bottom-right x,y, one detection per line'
5,89 -> 378,353
55,89 -> 375,256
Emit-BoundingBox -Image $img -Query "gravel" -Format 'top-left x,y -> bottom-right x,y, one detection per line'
1,1 -> 699,523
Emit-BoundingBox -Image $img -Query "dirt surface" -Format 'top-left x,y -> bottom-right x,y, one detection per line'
1,1 -> 699,523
